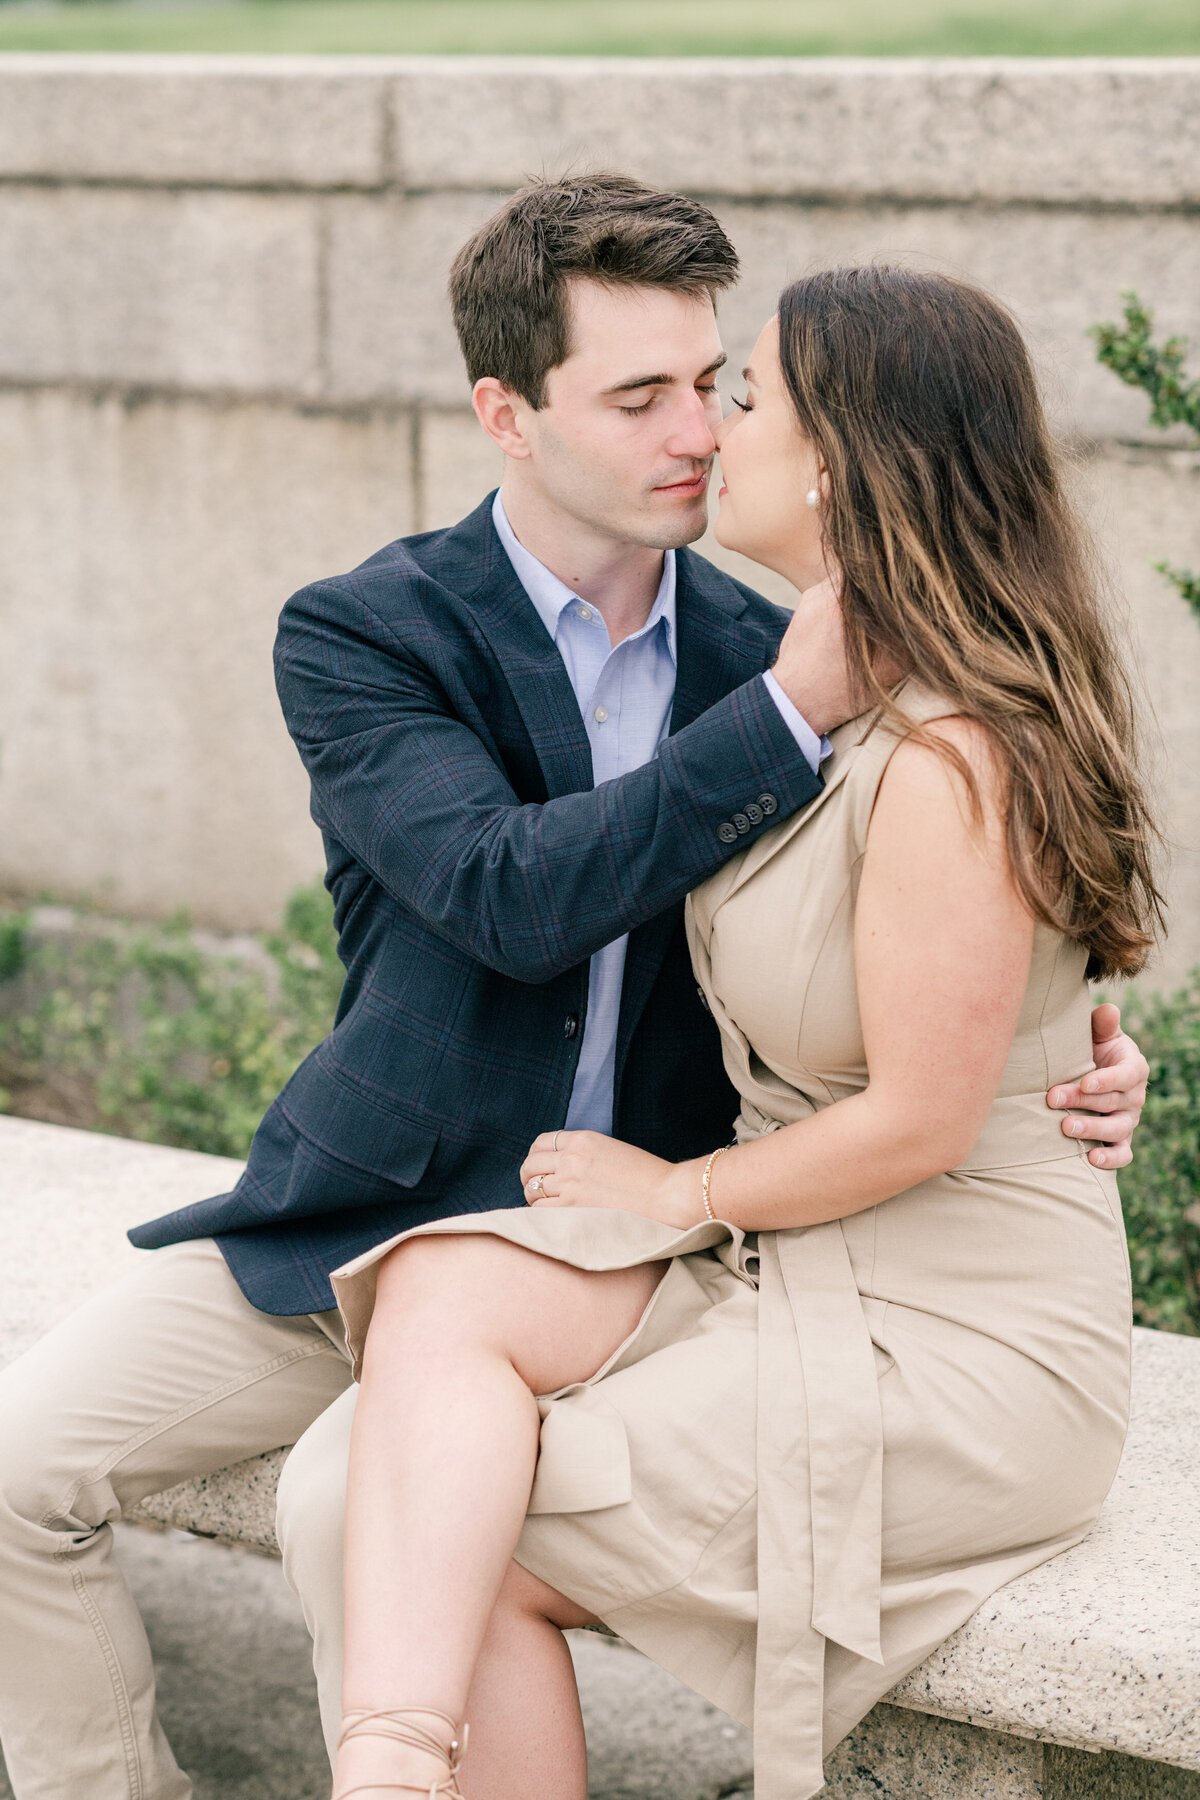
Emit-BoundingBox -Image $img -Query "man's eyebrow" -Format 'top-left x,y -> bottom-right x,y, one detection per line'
602,353 -> 727,396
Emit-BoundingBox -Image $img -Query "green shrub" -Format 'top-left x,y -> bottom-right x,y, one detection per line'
1092,292 -> 1200,612
0,881 -> 342,1159
1112,980 -> 1200,1335
1091,293 -> 1200,1333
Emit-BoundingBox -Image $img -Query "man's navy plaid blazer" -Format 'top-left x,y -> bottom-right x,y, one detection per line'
129,496 -> 823,1314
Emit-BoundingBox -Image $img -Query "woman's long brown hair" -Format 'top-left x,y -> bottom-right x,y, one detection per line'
777,265 -> 1164,980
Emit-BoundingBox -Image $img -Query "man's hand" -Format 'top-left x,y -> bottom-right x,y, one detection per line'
1047,1003 -> 1149,1170
770,577 -> 859,738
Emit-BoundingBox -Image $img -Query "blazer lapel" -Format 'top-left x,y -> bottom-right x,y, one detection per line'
454,499 -> 593,801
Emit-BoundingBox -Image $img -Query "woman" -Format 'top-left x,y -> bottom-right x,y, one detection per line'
327,268 -> 1162,1800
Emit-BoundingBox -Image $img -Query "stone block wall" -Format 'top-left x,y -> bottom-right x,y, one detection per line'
1,55 -> 1199,981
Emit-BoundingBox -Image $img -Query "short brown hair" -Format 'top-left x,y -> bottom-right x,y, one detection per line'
449,173 -> 739,408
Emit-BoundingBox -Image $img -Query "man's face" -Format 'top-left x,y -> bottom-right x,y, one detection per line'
515,280 -> 726,550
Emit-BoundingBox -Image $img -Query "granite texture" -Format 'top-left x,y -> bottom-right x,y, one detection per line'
1,57 -> 1198,206
2,57 -> 1200,955
1044,1744 -> 1200,1799
0,55 -> 392,189
2,1115 -> 1199,1784
0,385 -> 414,929
825,1704 -> 1044,1798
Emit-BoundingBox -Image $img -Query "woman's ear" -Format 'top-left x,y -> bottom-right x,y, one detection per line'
472,379 -> 532,460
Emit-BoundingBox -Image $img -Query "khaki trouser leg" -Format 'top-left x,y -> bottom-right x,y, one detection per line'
0,1239 -> 352,1800
275,1382 -> 358,1763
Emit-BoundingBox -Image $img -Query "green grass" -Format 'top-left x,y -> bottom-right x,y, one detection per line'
0,0 -> 1198,57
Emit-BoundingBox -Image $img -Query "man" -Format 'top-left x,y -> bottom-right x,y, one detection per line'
0,175 -> 1147,1798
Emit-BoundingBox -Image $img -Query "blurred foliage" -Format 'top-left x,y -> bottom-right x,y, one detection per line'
0,0 -> 1199,55
1111,982 -> 1200,1335
1092,294 -> 1200,618
1091,296 -> 1200,1332
1093,293 -> 1200,436
0,880 -> 342,1159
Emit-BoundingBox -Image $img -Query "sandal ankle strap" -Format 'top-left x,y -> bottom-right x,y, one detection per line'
335,1707 -> 468,1799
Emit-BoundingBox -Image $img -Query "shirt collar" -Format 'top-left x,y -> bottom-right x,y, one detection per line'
492,490 -> 677,666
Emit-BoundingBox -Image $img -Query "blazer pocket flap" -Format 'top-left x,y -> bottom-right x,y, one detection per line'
527,1391 -> 632,1516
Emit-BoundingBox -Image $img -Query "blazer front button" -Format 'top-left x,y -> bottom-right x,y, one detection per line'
563,1013 -> 579,1040
757,792 -> 779,816
717,821 -> 739,845
732,811 -> 750,834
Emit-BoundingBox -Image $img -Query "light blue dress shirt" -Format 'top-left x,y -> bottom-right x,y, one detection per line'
492,490 -> 826,1137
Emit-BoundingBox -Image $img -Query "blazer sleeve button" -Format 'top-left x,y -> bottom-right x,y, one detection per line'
732,811 -> 750,834
563,1013 -> 579,1040
757,792 -> 778,816
744,801 -> 763,825
717,821 -> 739,844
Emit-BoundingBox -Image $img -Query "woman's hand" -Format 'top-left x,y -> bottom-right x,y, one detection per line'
519,1131 -> 704,1231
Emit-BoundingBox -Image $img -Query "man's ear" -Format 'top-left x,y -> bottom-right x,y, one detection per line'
473,378 -> 533,459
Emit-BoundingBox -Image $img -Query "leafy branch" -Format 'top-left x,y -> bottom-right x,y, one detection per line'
1092,291 -> 1200,435
1092,293 -> 1200,619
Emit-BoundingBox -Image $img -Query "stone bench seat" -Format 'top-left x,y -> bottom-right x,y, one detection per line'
2,1114 -> 1198,1798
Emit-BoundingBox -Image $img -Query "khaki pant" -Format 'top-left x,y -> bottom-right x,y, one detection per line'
0,1239 -> 358,1799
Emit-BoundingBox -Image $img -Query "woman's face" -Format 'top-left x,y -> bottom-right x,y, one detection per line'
714,316 -> 829,592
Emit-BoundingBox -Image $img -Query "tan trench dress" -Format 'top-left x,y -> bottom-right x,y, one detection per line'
333,684 -> 1133,1800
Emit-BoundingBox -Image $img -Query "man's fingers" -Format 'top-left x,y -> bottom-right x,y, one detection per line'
1089,1001 -> 1123,1047
1061,1110 -> 1135,1145
1051,1083 -> 1123,1115
1087,1141 -> 1133,1170
1049,1065 -> 1147,1107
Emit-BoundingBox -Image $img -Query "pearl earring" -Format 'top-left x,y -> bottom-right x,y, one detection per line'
805,488 -> 820,509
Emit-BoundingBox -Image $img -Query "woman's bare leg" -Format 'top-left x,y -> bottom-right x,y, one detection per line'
333,1233 -> 663,1800
458,1562 -> 601,1800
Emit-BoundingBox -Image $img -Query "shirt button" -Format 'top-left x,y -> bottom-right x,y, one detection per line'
578,606 -> 593,621
732,811 -> 750,834
563,1013 -> 579,1040
757,792 -> 779,816
745,801 -> 763,825
717,822 -> 739,845
594,705 -> 609,723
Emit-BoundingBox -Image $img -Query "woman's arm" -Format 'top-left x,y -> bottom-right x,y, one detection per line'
521,717 -> 1036,1231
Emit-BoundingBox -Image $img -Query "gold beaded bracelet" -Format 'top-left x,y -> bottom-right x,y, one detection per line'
701,1143 -> 734,1222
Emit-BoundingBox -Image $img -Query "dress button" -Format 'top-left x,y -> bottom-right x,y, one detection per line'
563,1013 -> 579,1040
732,811 -> 750,834
696,983 -> 712,1014
594,705 -> 609,723
757,792 -> 778,816
745,801 -> 763,825
717,821 -> 739,845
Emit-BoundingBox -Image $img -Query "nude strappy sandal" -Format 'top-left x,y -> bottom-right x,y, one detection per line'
334,1707 -> 468,1799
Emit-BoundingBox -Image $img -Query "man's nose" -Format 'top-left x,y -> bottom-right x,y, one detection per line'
664,390 -> 719,460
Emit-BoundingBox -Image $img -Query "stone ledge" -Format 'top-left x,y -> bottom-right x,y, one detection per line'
1,1115 -> 1198,1778
0,54 -> 393,189
0,56 -> 1197,206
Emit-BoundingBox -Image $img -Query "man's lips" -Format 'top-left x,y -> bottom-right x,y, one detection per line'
653,471 -> 709,497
